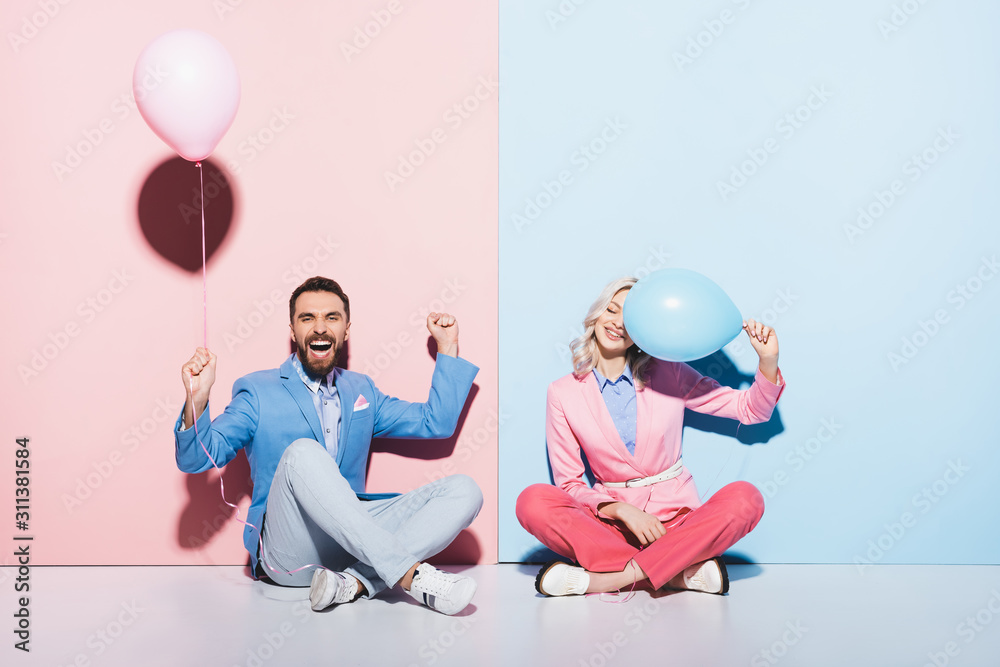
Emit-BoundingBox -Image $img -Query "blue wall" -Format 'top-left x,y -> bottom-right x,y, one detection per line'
499,0 -> 1000,564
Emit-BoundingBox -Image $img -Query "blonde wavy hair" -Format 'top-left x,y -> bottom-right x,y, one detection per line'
570,277 -> 653,387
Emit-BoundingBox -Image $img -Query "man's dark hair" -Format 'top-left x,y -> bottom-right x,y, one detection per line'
289,277 -> 351,323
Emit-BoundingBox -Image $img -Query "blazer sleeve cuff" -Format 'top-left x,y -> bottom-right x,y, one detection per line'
753,367 -> 786,402
175,402 -> 211,437
435,352 -> 479,376
577,487 -> 620,515
174,403 -> 214,472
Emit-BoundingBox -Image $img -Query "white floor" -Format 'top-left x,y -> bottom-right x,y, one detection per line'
8,564 -> 1000,666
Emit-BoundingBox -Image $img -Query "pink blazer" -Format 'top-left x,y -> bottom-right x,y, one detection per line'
546,361 -> 785,521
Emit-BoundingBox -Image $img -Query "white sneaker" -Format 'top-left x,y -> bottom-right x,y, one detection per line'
535,561 -> 590,596
309,569 -> 360,611
668,557 -> 729,595
407,565 -> 477,615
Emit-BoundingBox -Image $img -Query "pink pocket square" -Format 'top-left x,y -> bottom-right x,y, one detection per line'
353,395 -> 369,412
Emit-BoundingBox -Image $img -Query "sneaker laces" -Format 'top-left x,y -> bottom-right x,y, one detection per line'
331,572 -> 360,604
412,566 -> 459,597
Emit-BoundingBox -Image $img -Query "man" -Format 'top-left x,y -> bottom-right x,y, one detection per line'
174,276 -> 482,615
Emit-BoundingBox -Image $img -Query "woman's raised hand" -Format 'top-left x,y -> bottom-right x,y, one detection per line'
743,318 -> 779,383
742,318 -> 778,359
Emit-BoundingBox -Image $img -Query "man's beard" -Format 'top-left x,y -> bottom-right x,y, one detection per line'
296,335 -> 339,380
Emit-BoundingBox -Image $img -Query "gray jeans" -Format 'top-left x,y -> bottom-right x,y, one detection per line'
259,438 -> 482,597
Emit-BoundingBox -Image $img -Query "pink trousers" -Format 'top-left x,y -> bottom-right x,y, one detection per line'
515,481 -> 764,589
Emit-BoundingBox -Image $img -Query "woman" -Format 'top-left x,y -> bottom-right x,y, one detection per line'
516,277 -> 784,596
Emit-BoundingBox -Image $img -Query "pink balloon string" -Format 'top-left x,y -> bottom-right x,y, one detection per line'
698,422 -> 741,503
196,162 -> 207,349
188,376 -> 335,579
190,160 -> 255,551
188,162 -> 323,581
587,552 -> 642,604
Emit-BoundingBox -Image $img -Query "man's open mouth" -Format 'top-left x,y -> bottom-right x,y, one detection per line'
308,340 -> 334,357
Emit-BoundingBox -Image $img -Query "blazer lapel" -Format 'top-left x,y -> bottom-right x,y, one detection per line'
580,373 -> 642,468
634,381 -> 655,469
279,358 -> 323,442
333,368 -> 354,466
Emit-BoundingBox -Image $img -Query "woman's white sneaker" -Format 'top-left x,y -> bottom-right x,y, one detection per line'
535,561 -> 591,596
667,557 -> 729,595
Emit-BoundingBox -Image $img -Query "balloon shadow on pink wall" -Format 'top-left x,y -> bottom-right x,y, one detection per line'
138,156 -> 250,549
137,156 -> 239,272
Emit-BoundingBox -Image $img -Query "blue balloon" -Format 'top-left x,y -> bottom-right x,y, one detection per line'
623,269 -> 742,362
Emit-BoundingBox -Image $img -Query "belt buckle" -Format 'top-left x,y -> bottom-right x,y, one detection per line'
624,477 -> 643,488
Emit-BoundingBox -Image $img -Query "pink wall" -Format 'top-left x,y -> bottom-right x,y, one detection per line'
1,0 -> 498,565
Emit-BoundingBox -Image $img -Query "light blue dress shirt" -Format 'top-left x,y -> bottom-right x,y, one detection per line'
291,354 -> 341,459
592,364 -> 637,455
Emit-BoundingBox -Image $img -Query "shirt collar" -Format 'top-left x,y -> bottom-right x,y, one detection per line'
592,363 -> 634,391
290,354 -> 336,394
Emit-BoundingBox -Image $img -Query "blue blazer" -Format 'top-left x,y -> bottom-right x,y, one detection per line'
173,353 -> 479,574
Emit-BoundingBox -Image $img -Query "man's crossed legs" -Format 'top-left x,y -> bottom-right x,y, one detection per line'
260,439 -> 483,615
